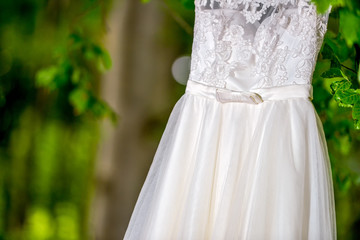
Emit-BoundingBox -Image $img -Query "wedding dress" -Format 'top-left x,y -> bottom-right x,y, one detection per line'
124,0 -> 336,239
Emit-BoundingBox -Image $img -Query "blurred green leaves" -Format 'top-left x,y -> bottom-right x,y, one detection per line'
0,0 -> 114,239
312,0 -> 344,13
340,8 -> 360,46
144,0 -> 195,9
180,0 -> 195,9
35,32 -> 116,121
309,1 -> 360,236
311,0 -> 360,129
321,65 -> 360,128
36,66 -> 60,90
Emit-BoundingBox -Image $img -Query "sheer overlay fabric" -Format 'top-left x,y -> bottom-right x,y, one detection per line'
124,0 -> 336,239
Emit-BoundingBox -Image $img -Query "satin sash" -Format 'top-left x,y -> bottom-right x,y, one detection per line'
185,80 -> 313,104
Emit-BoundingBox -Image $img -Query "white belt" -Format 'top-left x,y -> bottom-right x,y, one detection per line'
185,80 -> 313,104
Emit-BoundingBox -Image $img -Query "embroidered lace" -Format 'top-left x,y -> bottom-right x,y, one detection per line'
189,0 -> 330,89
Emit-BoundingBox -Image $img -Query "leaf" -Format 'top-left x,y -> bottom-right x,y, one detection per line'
338,102 -> 353,108
35,66 -> 59,90
321,44 -> 341,69
321,43 -> 333,59
334,89 -> 360,105
69,88 -> 90,115
324,35 -> 349,62
312,0 -> 345,14
354,119 -> 360,130
100,50 -> 112,70
71,68 -> 82,84
330,79 -> 352,93
353,101 -> 360,120
69,33 -> 84,49
85,47 -> 97,60
69,33 -> 83,43
92,45 -> 103,56
90,45 -> 112,71
339,9 -> 360,46
312,0 -> 332,13
321,68 -> 344,78
90,100 -> 118,123
336,173 -> 352,192
181,0 -> 195,9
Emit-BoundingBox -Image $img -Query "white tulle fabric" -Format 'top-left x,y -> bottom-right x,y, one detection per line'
124,0 -> 336,239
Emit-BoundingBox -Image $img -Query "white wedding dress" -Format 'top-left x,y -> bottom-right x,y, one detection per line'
124,0 -> 336,239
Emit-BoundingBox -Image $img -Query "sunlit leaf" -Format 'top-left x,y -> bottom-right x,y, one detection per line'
330,79 -> 352,93
334,89 -> 360,105
353,101 -> 360,119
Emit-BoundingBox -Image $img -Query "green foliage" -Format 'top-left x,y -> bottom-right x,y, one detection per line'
3,107 -> 99,240
312,0 -> 360,129
180,0 -> 195,9
312,0 -> 344,13
0,0 -> 114,239
321,65 -> 360,128
35,32 -> 116,121
311,1 -> 360,238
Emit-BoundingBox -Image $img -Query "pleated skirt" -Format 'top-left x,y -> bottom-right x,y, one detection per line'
124,80 -> 336,240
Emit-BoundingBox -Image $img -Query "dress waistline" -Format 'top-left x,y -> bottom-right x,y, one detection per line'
185,80 -> 313,104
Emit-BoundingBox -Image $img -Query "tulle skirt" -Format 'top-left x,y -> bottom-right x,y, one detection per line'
124,80 -> 336,240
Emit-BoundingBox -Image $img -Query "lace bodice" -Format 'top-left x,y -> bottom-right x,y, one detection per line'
189,0 -> 330,90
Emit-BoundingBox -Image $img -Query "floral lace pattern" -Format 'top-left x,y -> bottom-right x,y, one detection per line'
196,0 -> 302,23
189,0 -> 330,89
